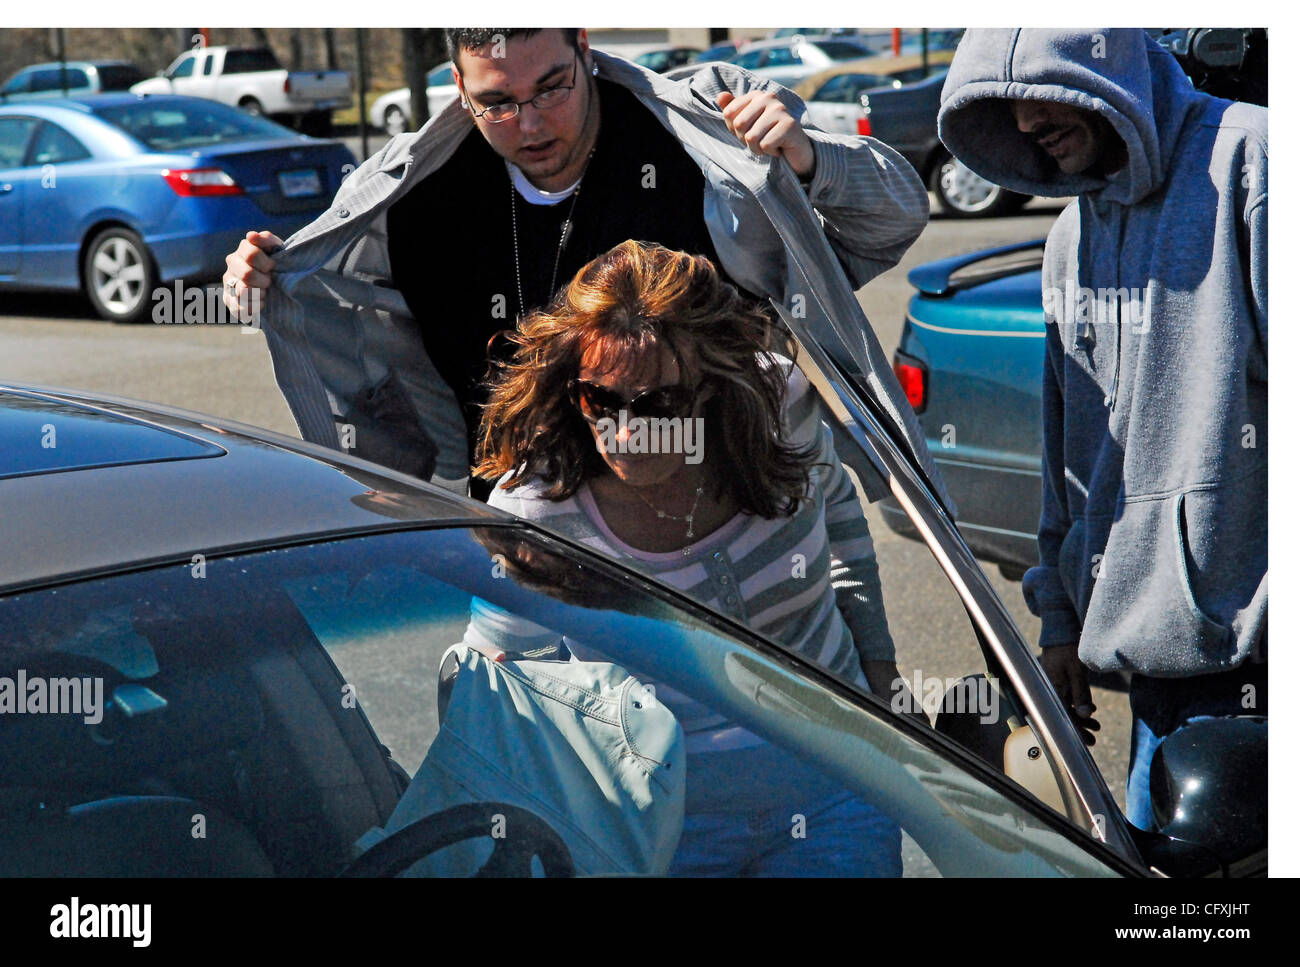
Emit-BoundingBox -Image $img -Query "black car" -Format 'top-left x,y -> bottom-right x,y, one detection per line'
0,342 -> 1264,875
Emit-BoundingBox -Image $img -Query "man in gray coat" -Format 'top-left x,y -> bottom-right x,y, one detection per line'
221,27 -> 939,500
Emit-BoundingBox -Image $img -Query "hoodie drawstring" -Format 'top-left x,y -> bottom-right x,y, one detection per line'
1103,209 -> 1128,409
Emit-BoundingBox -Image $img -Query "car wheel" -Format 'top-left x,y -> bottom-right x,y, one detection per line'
383,105 -> 407,136
238,96 -> 265,117
931,152 -> 1029,217
81,227 -> 158,324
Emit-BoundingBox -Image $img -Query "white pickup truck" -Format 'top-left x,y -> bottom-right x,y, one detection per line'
131,46 -> 351,130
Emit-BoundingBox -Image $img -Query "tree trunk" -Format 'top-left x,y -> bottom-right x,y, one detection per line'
401,28 -> 433,132
323,28 -> 338,69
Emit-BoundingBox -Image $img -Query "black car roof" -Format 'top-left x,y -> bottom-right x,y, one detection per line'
0,384 -> 496,593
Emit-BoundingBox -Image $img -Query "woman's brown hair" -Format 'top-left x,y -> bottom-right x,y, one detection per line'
474,240 -> 813,517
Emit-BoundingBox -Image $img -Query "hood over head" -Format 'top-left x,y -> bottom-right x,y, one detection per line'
938,29 -> 1201,205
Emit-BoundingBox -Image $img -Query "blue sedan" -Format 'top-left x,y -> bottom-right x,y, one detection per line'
885,239 -> 1047,578
0,94 -> 356,323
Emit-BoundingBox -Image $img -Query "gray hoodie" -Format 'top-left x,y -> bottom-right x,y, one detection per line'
938,29 -> 1266,676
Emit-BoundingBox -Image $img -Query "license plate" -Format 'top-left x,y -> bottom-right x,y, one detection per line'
278,168 -> 322,198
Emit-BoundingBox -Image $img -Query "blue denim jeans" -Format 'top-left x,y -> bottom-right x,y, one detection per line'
668,740 -> 903,876
1125,662 -> 1267,832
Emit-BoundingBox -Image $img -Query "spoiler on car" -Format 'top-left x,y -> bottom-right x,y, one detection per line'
907,239 -> 1046,297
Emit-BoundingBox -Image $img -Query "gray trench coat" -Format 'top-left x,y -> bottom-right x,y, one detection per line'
256,51 -> 948,503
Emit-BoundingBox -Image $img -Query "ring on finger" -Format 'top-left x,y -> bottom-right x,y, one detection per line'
225,278 -> 239,297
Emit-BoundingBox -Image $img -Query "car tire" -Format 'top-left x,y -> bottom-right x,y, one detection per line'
81,227 -> 158,325
383,105 -> 407,136
930,151 -> 1030,218
238,96 -> 265,117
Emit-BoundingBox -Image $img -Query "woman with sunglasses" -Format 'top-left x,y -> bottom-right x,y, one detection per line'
474,239 -> 908,875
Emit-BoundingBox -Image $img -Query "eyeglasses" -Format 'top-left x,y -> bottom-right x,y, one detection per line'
464,52 -> 581,124
569,378 -> 698,425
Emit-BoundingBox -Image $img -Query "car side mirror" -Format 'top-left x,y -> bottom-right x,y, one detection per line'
1140,716 -> 1266,876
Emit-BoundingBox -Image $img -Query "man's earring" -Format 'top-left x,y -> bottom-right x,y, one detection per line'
591,63 -> 598,76
460,97 -> 469,108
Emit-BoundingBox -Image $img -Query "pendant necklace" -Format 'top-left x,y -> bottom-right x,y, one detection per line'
509,146 -> 596,317
631,482 -> 707,544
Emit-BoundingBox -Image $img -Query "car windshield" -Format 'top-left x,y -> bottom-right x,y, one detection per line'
92,100 -> 297,150
818,40 -> 873,61
95,65 -> 146,91
0,522 -> 1120,877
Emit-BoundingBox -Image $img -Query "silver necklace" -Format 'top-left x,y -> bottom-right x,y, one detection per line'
632,483 -> 707,541
509,148 -> 594,316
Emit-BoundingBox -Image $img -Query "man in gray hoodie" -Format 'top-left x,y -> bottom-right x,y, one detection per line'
937,29 -> 1266,830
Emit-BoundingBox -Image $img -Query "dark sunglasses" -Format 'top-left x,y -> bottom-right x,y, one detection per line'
568,378 -> 698,424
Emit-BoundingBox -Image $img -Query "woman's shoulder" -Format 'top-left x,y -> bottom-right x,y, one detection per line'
756,351 -> 813,403
487,472 -> 566,519
755,352 -> 819,444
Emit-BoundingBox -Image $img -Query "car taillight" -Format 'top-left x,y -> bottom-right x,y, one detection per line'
161,168 -> 243,196
284,76 -> 291,94
892,353 -> 927,412
856,114 -> 871,137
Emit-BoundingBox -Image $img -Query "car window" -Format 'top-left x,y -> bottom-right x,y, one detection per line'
730,49 -> 765,70
202,53 -> 215,76
819,41 -> 873,61
811,74 -> 850,102
0,525 -> 1125,877
224,49 -> 281,74
30,67 -> 90,93
764,46 -> 799,68
95,64 -> 146,90
27,121 -> 91,165
1,71 -> 32,95
92,99 -> 295,150
891,66 -> 934,84
815,73 -> 889,102
0,116 -> 40,168
636,51 -> 671,72
168,55 -> 196,79
427,65 -> 453,87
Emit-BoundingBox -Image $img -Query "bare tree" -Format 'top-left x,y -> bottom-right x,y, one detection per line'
323,28 -> 338,70
399,28 -> 444,132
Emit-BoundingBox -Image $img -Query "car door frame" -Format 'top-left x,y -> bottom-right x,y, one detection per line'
767,300 -> 1147,870
0,113 -> 42,277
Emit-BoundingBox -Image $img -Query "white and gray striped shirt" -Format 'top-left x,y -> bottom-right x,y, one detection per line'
476,359 -> 895,752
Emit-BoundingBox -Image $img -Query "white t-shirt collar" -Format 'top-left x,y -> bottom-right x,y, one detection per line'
505,160 -> 580,206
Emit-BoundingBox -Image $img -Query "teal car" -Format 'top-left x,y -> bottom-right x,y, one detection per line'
885,239 -> 1047,579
